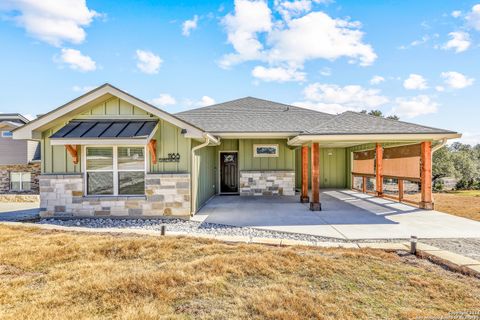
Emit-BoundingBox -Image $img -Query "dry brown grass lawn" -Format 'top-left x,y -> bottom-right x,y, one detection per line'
434,190 -> 480,221
1,225 -> 479,320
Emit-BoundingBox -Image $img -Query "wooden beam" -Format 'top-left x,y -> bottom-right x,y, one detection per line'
310,143 -> 321,211
148,139 -> 157,165
362,176 -> 367,193
300,145 -> 309,203
420,141 -> 434,209
65,145 -> 78,165
375,143 -> 383,197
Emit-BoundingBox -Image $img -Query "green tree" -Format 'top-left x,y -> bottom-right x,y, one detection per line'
360,109 -> 399,120
432,146 -> 455,180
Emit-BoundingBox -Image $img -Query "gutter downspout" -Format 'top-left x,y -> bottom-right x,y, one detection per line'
432,138 -> 447,153
190,134 -> 220,216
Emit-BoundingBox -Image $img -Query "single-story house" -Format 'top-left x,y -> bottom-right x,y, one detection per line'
13,84 -> 460,218
0,113 -> 41,195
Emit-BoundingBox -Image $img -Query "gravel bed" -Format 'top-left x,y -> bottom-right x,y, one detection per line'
422,238 -> 480,261
38,218 -> 348,243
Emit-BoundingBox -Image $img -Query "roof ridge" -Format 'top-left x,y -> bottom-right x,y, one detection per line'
175,96 -> 334,117
304,112 -> 346,134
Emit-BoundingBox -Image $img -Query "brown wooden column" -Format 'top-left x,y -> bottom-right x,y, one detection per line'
310,142 -> 321,211
420,141 -> 434,209
375,143 -> 383,197
300,145 -> 309,203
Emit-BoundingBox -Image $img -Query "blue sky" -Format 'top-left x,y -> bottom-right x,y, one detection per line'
0,0 -> 479,144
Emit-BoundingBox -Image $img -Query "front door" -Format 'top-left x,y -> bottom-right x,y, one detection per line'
220,152 -> 238,193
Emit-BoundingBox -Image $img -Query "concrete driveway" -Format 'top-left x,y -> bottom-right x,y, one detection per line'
193,189 -> 480,240
0,202 -> 40,222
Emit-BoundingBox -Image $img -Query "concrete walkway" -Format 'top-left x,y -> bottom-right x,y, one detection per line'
194,189 -> 480,240
0,202 -> 40,222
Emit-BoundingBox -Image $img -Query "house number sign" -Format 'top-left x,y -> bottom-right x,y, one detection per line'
158,153 -> 181,162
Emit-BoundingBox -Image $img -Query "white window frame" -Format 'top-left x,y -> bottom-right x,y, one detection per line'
82,145 -> 147,196
10,172 -> 31,191
1,131 -> 12,138
253,144 -> 279,158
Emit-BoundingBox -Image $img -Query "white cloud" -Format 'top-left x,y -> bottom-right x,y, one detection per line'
441,71 -> 475,89
443,31 -> 471,53
435,85 -> 445,92
199,96 -> 216,106
72,85 -> 96,92
451,10 -> 462,18
182,15 -> 199,36
151,94 -> 177,107
0,0 -> 98,46
252,65 -> 306,82
390,95 -> 438,118
59,48 -> 96,72
220,1 -> 376,81
135,50 -> 162,74
275,0 -> 312,20
293,83 -> 388,114
403,74 -> 428,90
220,0 -> 273,68
267,12 -> 376,67
466,4 -> 480,30
369,75 -> 385,85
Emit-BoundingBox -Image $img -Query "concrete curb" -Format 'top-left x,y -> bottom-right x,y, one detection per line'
2,221 -> 479,277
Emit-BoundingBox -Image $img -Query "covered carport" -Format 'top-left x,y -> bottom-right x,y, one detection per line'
194,189 -> 480,239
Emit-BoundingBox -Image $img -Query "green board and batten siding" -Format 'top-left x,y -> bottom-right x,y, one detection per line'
294,147 -> 347,189
41,97 -> 191,174
238,139 -> 295,171
193,142 -> 216,209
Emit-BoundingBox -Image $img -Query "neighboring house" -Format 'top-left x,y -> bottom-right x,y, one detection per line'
0,114 -> 41,194
13,84 -> 460,218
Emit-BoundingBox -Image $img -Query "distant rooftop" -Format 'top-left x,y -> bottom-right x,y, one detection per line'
0,113 -> 29,124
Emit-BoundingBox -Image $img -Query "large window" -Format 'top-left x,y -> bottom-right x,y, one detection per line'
10,172 -> 31,191
85,146 -> 145,196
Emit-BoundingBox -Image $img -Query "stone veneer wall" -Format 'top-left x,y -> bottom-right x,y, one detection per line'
240,171 -> 295,196
39,173 -> 190,218
0,163 -> 41,194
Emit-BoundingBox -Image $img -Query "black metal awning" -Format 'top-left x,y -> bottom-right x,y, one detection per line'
50,120 -> 158,139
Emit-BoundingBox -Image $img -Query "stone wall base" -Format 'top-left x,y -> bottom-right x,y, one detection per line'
39,173 -> 191,218
0,163 -> 41,194
240,171 -> 295,196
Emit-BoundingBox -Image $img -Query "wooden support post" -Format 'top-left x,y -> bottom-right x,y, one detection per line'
65,145 -> 79,165
148,139 -> 157,164
398,178 -> 404,202
420,141 -> 434,209
362,176 -> 367,193
310,143 -> 321,211
375,143 -> 383,197
300,145 -> 309,203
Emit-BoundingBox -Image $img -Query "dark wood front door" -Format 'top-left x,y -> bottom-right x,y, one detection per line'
220,152 -> 238,193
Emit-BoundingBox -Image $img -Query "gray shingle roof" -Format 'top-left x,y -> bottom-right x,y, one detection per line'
304,111 -> 456,135
175,97 -> 456,136
175,97 -> 334,133
50,120 -> 158,139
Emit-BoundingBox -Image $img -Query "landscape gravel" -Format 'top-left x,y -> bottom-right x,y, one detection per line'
38,218 -> 348,243
422,238 -> 480,261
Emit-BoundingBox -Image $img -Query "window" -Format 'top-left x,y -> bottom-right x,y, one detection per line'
10,172 -> 31,191
253,144 -> 279,157
1,131 -> 12,138
85,146 -> 145,196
